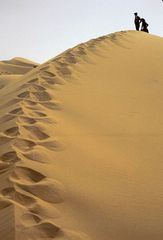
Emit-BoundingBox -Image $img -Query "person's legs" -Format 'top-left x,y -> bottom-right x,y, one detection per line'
135,24 -> 140,31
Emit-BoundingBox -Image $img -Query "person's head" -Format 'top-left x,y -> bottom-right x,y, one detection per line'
134,12 -> 138,16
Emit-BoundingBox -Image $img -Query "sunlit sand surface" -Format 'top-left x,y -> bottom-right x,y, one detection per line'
0,31 -> 163,239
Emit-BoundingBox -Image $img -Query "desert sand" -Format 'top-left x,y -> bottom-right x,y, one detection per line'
0,31 -> 163,240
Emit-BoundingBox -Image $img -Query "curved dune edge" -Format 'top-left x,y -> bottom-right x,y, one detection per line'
0,30 -> 123,239
1,30 -> 163,239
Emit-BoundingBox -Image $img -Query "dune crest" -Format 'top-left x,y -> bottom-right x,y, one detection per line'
1,30 -> 163,239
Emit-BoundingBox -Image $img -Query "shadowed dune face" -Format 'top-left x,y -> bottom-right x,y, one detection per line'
0,31 -> 163,240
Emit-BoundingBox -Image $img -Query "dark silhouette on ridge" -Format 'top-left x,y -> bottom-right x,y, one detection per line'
141,18 -> 149,33
134,12 -> 141,31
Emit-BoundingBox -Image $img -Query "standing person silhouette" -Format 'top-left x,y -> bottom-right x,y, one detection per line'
141,18 -> 149,33
134,12 -> 141,31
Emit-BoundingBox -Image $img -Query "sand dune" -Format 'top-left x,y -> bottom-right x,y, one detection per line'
0,57 -> 38,74
0,57 -> 39,92
0,30 -> 163,239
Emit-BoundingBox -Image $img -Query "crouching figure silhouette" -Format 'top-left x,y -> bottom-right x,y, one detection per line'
141,18 -> 149,33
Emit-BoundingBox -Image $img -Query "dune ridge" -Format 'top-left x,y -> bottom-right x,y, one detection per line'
0,29 -> 113,239
1,30 -> 163,239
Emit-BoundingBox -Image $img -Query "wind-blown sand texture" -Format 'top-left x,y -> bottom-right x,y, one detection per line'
0,31 -> 163,239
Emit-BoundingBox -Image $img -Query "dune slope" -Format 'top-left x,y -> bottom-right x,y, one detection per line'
0,57 -> 39,90
0,31 -> 163,240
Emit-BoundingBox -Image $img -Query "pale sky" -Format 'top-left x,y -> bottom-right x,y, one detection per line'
0,0 -> 163,63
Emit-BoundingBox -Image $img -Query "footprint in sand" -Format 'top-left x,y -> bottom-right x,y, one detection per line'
27,78 -> 39,84
39,140 -> 63,151
65,53 -> 78,64
1,187 -> 36,207
0,114 -> 15,124
23,150 -> 50,164
4,126 -> 19,137
17,91 -> 30,99
11,166 -> 46,184
17,178 -> 65,203
0,198 -> 13,210
74,46 -> 87,55
17,116 -> 36,124
57,66 -> 72,76
86,42 -> 96,50
31,91 -> 52,102
0,162 -> 12,173
39,66 -> 49,71
40,101 -> 62,110
22,125 -> 49,140
41,76 -> 59,85
14,138 -> 36,152
31,84 -> 46,92
30,201 -> 60,219
1,151 -> 21,163
0,135 -> 14,145
16,83 -> 30,91
19,222 -> 60,239
56,61 -> 69,68
22,99 -> 38,107
1,98 -> 21,108
21,212 -> 41,226
41,71 -> 56,78
27,111 -> 47,118
9,107 -> 23,115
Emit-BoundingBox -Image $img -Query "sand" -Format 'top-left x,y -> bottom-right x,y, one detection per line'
0,31 -> 163,239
